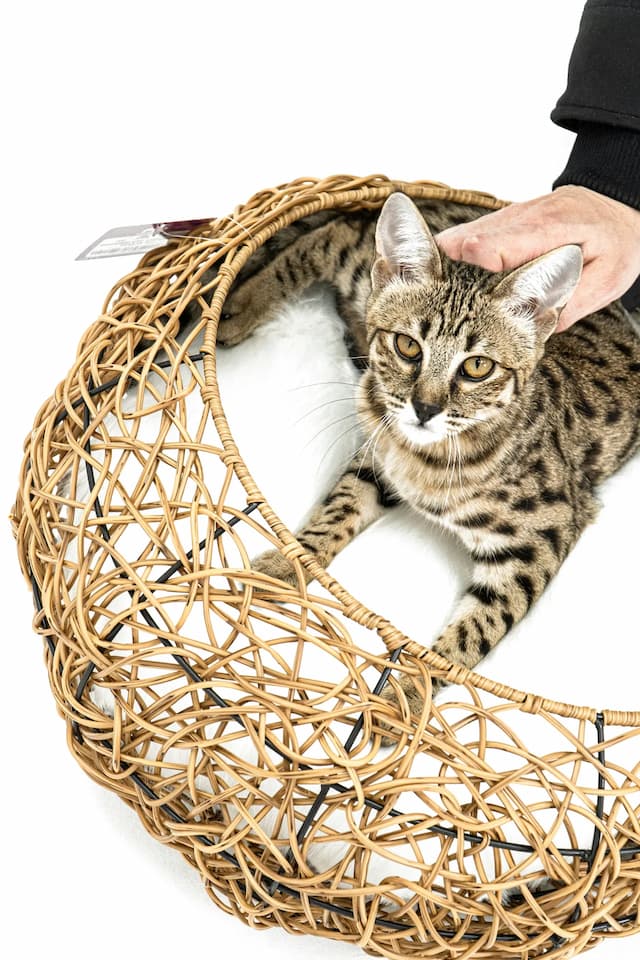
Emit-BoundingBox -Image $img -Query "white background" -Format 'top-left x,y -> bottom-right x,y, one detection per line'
2,1 -> 638,958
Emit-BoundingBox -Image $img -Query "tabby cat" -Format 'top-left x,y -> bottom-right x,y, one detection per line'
209,192 -> 640,734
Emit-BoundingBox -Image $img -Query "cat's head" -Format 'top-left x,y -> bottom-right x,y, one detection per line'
364,192 -> 582,449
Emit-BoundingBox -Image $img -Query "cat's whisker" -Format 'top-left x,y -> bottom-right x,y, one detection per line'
301,411 -> 363,450
353,415 -> 390,483
446,434 -> 456,501
445,434 -> 457,506
370,414 -> 393,486
449,414 -> 486,424
287,380 -> 361,392
294,396 -> 360,425
440,430 -> 465,505
372,419 -> 393,482
435,433 -> 452,503
314,423 -> 365,472
354,421 -> 384,472
314,411 -> 381,473
453,433 -> 466,499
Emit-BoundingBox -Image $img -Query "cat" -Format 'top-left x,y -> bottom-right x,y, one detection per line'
203,191 -> 640,739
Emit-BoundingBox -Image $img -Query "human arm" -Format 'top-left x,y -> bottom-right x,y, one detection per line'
437,0 -> 640,330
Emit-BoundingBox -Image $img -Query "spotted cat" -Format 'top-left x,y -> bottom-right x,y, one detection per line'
213,192 -> 640,735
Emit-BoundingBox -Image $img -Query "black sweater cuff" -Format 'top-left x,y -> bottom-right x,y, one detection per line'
553,123 -> 640,210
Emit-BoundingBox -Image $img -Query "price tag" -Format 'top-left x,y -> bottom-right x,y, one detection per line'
76,218 -> 213,260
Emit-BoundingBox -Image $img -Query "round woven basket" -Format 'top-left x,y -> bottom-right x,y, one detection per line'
12,174 -> 640,960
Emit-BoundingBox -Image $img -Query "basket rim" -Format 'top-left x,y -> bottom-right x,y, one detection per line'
197,172 -> 640,728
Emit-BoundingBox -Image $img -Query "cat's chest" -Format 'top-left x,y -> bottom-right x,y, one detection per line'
378,443 -> 497,552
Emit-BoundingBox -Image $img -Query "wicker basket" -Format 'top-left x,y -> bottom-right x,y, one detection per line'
11,174 -> 640,960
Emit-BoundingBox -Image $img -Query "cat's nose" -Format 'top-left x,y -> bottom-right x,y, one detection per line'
412,400 -> 442,425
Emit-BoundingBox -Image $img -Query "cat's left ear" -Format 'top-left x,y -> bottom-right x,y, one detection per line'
494,245 -> 583,341
372,192 -> 442,292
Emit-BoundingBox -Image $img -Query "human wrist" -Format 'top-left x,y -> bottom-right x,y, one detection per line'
553,123 -> 640,210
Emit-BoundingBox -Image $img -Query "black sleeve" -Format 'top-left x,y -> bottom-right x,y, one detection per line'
552,0 -> 640,210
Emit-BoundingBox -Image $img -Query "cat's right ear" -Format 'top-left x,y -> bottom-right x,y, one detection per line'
494,245 -> 583,341
372,193 -> 443,292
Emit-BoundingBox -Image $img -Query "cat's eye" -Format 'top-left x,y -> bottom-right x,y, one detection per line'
460,356 -> 495,380
394,333 -> 422,362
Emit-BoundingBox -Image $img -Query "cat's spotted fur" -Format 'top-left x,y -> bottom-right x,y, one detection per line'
208,193 -> 640,737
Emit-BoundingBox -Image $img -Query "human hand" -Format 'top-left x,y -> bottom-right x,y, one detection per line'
436,186 -> 640,331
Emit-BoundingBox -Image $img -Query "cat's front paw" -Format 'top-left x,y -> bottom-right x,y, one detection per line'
377,674 -> 443,746
217,280 -> 269,347
250,548 -> 310,588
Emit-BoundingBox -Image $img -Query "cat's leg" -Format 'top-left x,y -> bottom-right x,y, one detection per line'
251,452 -> 400,586
217,217 -> 371,346
379,501 -> 590,740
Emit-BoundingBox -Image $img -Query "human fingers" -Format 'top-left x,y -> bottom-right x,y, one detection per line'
436,206 -> 575,272
556,259 -> 634,332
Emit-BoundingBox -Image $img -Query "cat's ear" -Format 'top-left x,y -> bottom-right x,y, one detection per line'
494,245 -> 583,340
372,192 -> 442,292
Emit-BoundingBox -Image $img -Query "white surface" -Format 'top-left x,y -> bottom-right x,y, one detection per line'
3,1 -> 638,958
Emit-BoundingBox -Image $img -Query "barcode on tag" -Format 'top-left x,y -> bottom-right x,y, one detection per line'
76,225 -> 165,260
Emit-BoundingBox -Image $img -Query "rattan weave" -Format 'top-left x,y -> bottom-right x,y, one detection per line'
11,174 -> 640,960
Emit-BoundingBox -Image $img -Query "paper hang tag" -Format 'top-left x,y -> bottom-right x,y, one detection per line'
76,218 -> 213,260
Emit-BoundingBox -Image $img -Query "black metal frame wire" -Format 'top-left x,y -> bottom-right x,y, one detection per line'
26,355 -> 638,949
